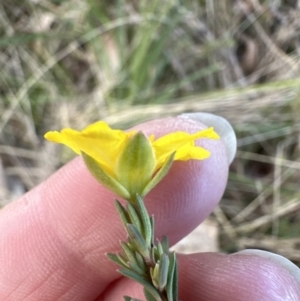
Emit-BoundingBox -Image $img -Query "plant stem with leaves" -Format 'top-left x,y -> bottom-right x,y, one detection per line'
107,194 -> 179,301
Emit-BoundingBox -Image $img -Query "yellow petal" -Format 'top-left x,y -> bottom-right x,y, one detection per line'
174,143 -> 210,161
152,127 -> 219,168
45,121 -> 136,176
44,129 -> 82,154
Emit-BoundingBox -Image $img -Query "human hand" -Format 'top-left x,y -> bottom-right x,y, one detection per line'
0,115 -> 299,301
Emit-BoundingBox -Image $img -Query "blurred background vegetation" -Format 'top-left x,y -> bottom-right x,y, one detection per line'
1,0 -> 300,266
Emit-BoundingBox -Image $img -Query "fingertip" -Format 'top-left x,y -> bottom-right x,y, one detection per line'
234,249 -> 300,286
181,113 -> 237,164
100,251 -> 300,301
178,252 -> 300,300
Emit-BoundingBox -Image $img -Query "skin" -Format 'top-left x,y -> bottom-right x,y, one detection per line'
0,117 -> 299,301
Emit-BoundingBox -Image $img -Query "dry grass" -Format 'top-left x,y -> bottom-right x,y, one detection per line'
1,0 -> 300,266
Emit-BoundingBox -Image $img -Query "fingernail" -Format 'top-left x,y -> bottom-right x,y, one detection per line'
235,249 -> 300,285
181,113 -> 237,164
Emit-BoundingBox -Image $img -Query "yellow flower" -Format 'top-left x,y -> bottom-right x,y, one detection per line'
45,121 -> 219,201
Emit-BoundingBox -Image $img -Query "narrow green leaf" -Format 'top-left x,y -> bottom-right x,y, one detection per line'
117,254 -> 130,268
149,216 -> 156,263
128,261 -> 146,276
115,200 -> 130,230
135,251 -> 147,271
127,224 -> 150,261
106,253 -> 128,268
151,263 -> 160,289
166,252 -> 176,301
120,242 -> 136,263
142,152 -> 175,197
150,266 -> 154,280
150,216 -> 155,246
172,254 -> 179,301
135,194 -> 152,246
153,245 -> 160,263
150,244 -> 156,264
156,241 -> 164,257
82,152 -> 130,199
161,236 -> 169,254
127,239 -> 137,252
158,254 -> 169,291
127,202 -> 143,233
120,242 -> 145,275
118,268 -> 162,301
144,287 -> 159,301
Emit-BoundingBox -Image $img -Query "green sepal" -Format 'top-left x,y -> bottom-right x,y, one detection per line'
142,152 -> 175,197
116,132 -> 156,198
127,202 -> 143,234
166,252 -> 178,301
127,224 -> 150,261
115,200 -> 131,231
135,194 -> 152,246
82,152 -> 130,199
144,288 -> 158,301
118,268 -> 162,301
158,253 -> 169,291
106,253 -> 129,268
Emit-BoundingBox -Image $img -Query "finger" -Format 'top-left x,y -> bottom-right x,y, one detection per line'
102,252 -> 300,301
0,116 -> 229,301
